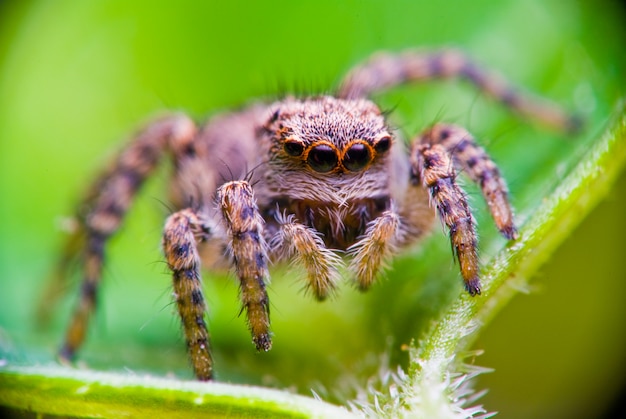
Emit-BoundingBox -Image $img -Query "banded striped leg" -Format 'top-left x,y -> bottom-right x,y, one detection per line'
338,49 -> 580,133
411,143 -> 480,295
59,114 -> 197,362
271,214 -> 342,300
348,208 -> 401,291
37,224 -> 85,324
217,181 -> 271,352
421,124 -> 518,239
163,209 -> 213,380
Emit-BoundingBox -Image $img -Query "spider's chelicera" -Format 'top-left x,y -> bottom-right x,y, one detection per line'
53,48 -> 578,380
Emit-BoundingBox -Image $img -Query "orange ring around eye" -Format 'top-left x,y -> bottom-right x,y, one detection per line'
341,140 -> 375,172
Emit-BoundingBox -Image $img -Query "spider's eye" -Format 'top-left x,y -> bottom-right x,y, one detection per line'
284,140 -> 304,156
374,136 -> 392,153
307,144 -> 338,173
343,142 -> 372,172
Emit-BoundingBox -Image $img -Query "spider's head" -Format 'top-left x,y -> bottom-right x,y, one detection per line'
262,96 -> 398,203
266,96 -> 393,175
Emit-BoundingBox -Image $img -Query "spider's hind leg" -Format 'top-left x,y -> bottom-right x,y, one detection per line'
338,49 -> 580,133
37,220 -> 85,326
58,114 -> 197,362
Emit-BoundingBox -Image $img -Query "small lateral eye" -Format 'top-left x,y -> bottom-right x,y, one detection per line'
374,136 -> 391,153
307,144 -> 338,173
343,142 -> 372,172
284,140 -> 304,156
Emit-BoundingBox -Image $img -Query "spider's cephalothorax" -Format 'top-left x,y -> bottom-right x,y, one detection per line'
260,97 -> 400,249
51,49 -> 578,380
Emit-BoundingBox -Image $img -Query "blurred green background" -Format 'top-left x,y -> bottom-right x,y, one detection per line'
0,1 -> 625,418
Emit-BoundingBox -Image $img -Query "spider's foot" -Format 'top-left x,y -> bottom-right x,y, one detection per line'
500,224 -> 519,241
254,333 -> 272,352
58,344 -> 76,365
465,278 -> 482,296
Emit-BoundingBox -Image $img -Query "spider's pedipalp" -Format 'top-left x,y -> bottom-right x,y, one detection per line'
411,143 -> 480,295
271,213 -> 342,301
163,208 -> 213,380
217,180 -> 271,351
423,123 -> 518,240
348,207 -> 401,290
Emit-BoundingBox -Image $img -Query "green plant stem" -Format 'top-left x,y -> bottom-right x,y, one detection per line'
0,365 -> 357,419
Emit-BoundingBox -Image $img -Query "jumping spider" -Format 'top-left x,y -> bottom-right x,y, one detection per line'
55,49 -> 578,380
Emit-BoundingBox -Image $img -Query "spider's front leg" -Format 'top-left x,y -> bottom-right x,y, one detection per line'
421,124 -> 517,239
163,208 -> 213,380
217,181 -> 271,352
411,143 -> 481,295
410,123 -> 518,295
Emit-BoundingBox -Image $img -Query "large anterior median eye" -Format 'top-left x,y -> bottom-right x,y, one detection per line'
307,144 -> 339,172
343,142 -> 372,172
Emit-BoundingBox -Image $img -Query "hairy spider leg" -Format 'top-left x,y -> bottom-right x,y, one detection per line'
37,222 -> 86,324
338,48 -> 580,133
163,208 -> 213,380
410,143 -> 480,295
409,120 -> 519,295
58,114 -> 198,361
421,123 -> 518,239
217,181 -> 271,352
